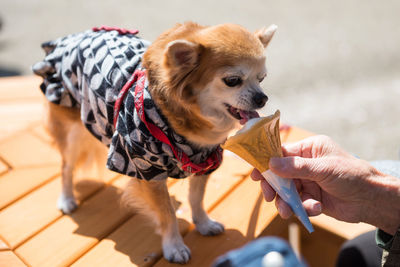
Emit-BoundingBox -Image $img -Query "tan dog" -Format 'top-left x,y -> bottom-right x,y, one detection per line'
38,22 -> 276,263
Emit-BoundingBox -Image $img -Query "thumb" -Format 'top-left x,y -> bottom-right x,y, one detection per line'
269,156 -> 325,181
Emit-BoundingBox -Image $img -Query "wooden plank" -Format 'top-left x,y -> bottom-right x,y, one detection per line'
261,218 -> 346,267
30,124 -> 54,144
0,101 -> 43,141
71,214 -> 163,267
0,159 -> 8,175
0,170 -> 118,249
311,214 -> 375,240
71,153 -> 251,267
0,178 -> 63,249
0,237 -> 9,251
71,215 -> 190,267
291,222 -> 344,267
284,126 -> 314,144
0,132 -> 61,168
0,251 -> 27,267
0,166 -> 59,210
0,76 -> 44,141
0,76 -> 42,101
279,123 -> 292,143
15,176 -> 131,267
154,177 -> 278,267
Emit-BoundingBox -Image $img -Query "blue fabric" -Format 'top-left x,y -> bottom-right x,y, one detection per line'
212,237 -> 307,267
370,160 -> 400,179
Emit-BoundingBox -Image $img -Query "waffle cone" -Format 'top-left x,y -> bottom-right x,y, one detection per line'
222,110 -> 282,173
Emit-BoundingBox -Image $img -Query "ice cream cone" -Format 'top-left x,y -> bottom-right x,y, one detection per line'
222,110 -> 314,233
222,110 -> 282,172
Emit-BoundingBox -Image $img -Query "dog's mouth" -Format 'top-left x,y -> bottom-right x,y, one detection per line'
225,104 -> 260,125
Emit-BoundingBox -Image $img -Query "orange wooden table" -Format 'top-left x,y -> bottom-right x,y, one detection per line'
0,76 -> 374,267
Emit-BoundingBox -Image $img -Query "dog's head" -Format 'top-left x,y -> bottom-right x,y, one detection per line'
143,22 -> 277,146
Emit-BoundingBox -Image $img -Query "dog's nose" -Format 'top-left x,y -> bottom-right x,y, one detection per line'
253,92 -> 268,108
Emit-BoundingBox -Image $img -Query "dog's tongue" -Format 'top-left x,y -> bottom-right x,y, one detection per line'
239,110 -> 260,125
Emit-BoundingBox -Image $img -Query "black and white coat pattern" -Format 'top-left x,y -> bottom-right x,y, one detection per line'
33,28 -> 221,180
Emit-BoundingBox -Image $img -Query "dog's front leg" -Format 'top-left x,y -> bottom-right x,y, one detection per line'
189,174 -> 225,235
123,179 -> 190,263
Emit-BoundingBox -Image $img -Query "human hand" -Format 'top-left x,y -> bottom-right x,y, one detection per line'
251,135 -> 383,225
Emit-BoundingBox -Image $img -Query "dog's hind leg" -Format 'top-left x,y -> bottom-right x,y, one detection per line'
189,174 -> 225,235
122,179 -> 191,264
58,158 -> 78,213
46,102 -> 86,214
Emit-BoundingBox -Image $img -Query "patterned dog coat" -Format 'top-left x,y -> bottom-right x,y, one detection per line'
33,27 -> 222,180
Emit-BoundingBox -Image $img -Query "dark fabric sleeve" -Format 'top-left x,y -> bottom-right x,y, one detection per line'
376,228 -> 400,266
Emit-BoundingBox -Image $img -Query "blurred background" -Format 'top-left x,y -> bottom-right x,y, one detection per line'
1,0 -> 399,161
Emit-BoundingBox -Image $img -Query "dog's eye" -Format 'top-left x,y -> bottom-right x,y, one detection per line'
223,76 -> 242,87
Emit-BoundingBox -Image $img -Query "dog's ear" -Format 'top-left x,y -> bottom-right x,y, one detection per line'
255,24 -> 277,48
165,40 -> 201,67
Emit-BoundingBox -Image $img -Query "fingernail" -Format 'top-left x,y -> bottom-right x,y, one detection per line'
313,202 -> 322,213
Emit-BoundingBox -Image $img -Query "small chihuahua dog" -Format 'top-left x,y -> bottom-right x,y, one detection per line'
33,22 -> 276,263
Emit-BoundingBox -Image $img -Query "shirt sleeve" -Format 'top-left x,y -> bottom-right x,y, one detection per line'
376,227 -> 400,266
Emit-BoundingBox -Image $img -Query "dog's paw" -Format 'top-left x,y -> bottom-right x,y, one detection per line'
57,194 -> 78,214
163,239 -> 191,264
195,218 -> 225,236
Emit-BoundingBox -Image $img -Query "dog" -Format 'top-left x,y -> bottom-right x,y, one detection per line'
33,22 -> 276,263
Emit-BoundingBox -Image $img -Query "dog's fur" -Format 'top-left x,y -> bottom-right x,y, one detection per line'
45,22 -> 276,263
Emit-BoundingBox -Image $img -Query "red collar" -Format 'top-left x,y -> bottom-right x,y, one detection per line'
114,69 -> 223,175
92,26 -> 139,35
